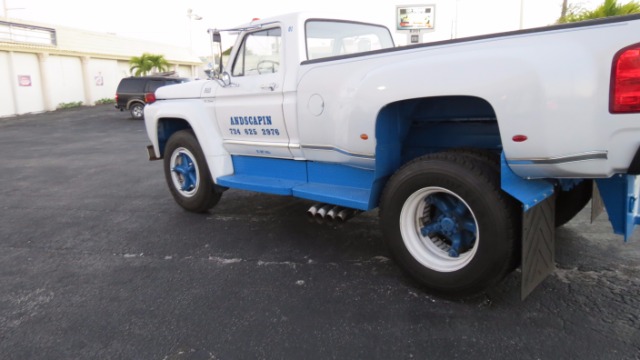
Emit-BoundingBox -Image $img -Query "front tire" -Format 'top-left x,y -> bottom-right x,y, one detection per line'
163,130 -> 222,213
380,152 -> 517,297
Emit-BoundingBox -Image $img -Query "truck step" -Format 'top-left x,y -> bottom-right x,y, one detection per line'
216,174 -> 305,196
216,174 -> 370,210
293,183 -> 370,210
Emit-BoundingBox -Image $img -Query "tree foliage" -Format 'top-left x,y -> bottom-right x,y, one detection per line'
129,53 -> 171,76
558,0 -> 640,23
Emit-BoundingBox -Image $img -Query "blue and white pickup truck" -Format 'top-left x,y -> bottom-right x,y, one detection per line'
144,12 -> 640,298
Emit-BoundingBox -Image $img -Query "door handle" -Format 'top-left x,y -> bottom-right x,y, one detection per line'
261,83 -> 277,91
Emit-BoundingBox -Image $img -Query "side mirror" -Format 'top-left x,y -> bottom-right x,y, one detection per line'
212,30 -> 221,43
221,72 -> 231,86
208,29 -> 224,77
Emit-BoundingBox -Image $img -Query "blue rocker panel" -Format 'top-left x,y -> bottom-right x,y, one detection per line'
216,156 -> 375,210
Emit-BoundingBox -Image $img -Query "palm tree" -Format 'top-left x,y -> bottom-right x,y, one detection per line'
129,53 -> 171,76
558,0 -> 640,23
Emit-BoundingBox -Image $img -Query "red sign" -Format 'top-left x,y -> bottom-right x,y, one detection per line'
18,75 -> 32,87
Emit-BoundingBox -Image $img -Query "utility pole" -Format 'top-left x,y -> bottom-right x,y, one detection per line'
561,0 -> 569,20
187,9 -> 203,55
519,0 -> 525,29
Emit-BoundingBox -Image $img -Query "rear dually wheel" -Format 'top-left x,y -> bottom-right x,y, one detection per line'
380,152 -> 518,297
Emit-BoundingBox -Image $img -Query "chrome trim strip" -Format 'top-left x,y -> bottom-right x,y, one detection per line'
301,144 -> 375,159
508,151 -> 608,165
223,140 -> 290,148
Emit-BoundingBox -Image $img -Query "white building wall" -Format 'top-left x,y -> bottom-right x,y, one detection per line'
176,65 -> 192,78
46,55 -> 84,106
88,58 -> 120,102
0,52 -> 16,117
117,60 -> 132,78
11,52 -> 44,115
0,18 -> 204,117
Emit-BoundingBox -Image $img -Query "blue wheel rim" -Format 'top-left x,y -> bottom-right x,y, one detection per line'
169,147 -> 200,198
400,187 -> 479,272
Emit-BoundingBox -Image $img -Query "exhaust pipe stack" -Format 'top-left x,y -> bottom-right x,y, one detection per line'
307,204 -> 360,223
336,208 -> 357,223
315,205 -> 333,223
307,203 -> 322,219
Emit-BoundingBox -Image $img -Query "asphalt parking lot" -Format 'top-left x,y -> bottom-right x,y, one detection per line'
1,105 -> 639,359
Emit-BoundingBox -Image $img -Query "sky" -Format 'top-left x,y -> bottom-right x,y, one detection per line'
3,0 -> 604,55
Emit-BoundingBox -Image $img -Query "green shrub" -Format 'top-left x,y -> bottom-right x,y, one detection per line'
57,101 -> 83,109
95,98 -> 115,105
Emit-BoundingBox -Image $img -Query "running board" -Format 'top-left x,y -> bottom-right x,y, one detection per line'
216,174 -> 371,210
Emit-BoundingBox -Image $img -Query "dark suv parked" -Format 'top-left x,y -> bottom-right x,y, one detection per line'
115,76 -> 188,119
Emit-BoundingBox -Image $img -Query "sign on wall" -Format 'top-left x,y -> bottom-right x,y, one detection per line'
18,75 -> 32,87
95,72 -> 104,86
396,5 -> 435,30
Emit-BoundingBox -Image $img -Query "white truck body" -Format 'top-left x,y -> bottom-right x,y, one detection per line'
144,12 -> 640,297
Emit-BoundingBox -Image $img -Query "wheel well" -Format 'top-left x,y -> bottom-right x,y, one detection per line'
371,96 -> 502,203
157,118 -> 192,156
126,100 -> 144,110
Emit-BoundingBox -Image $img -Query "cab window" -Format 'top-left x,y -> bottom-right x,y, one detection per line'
305,20 -> 394,61
232,28 -> 282,77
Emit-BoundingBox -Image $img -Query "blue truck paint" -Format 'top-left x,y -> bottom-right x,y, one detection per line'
172,152 -> 198,192
596,175 -> 640,241
502,153 -> 640,240
216,156 -> 374,210
158,119 -> 191,155
420,192 -> 477,258
500,153 -> 554,211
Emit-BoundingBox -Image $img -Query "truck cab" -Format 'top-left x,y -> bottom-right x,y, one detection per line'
213,15 -> 395,162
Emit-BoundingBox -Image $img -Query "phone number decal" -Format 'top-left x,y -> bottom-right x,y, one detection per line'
229,128 -> 281,136
228,115 -> 280,136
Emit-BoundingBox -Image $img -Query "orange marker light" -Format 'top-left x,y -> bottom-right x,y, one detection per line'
512,135 -> 528,142
360,134 -> 369,140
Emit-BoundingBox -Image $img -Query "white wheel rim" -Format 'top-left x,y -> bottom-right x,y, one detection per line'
399,187 -> 480,272
169,147 -> 200,198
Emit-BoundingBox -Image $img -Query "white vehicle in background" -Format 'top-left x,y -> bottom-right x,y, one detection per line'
144,12 -> 640,298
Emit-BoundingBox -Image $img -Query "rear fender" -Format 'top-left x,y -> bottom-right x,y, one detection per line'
501,150 -> 640,241
126,99 -> 144,110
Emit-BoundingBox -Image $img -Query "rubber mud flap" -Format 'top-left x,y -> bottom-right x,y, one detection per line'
521,194 -> 556,299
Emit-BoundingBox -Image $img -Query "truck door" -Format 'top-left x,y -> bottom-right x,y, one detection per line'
214,26 -> 292,159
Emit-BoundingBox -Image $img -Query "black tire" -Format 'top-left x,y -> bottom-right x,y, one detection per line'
379,152 -> 517,297
449,148 -> 501,172
555,180 -> 592,227
129,103 -> 144,120
163,130 -> 222,213
449,148 -> 522,269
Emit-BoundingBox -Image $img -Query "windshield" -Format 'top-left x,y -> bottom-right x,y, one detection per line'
305,20 -> 394,61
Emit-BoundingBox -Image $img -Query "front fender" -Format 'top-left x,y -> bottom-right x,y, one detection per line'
144,99 -> 233,183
